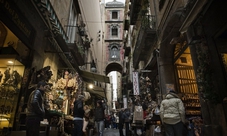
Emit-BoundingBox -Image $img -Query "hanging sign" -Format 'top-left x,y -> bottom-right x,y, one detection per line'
140,70 -> 152,72
133,72 -> 140,95
0,0 -> 35,47
123,97 -> 127,109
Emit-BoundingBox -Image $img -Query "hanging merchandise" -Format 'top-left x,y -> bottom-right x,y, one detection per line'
84,91 -> 91,101
133,72 -> 140,95
133,105 -> 143,121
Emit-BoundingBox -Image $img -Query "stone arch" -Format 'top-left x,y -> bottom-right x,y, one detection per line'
105,62 -> 123,75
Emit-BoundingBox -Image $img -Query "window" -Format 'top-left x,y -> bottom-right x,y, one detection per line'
111,47 -> 118,58
109,45 -> 120,61
112,28 -> 118,37
112,11 -> 118,19
67,4 -> 77,43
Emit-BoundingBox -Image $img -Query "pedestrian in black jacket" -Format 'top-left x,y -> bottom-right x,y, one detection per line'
94,100 -> 106,136
72,94 -> 85,136
26,81 -> 50,136
123,108 -> 131,136
118,108 -> 125,136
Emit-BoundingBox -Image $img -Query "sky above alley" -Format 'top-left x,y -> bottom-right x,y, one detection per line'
105,0 -> 125,3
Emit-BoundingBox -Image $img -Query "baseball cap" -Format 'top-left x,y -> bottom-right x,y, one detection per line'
169,90 -> 176,93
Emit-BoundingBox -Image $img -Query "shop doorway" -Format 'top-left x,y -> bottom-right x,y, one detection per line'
0,21 -> 27,130
174,47 -> 201,117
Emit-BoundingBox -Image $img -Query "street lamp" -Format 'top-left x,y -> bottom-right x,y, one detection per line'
88,84 -> 94,89
85,60 -> 97,73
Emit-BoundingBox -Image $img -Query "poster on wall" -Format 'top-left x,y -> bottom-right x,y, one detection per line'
166,84 -> 175,93
133,71 -> 140,95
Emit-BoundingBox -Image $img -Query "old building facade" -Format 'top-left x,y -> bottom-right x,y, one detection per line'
104,0 -> 125,110
123,0 -> 227,135
0,0 -> 110,132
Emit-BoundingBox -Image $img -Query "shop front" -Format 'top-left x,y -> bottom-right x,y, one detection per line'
0,0 -> 35,132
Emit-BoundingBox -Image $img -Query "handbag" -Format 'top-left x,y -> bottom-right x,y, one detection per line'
133,106 -> 143,121
154,126 -> 161,133
154,106 -> 160,115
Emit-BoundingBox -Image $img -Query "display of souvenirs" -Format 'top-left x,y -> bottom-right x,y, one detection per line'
43,69 -> 90,115
0,71 -> 3,83
1,67 -> 22,87
182,94 -> 201,116
84,91 -> 91,101
3,67 -> 11,83
36,66 -> 53,83
187,117 -> 204,136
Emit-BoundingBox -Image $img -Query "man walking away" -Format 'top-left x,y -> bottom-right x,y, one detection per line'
72,94 -> 85,136
160,90 -> 185,136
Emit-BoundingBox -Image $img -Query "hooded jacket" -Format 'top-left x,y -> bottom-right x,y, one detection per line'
160,92 -> 185,124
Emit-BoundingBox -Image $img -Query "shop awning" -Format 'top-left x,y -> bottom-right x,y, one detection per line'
78,70 -> 110,83
87,85 -> 106,98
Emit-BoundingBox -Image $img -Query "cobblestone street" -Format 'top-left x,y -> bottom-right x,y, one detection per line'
103,128 -> 122,136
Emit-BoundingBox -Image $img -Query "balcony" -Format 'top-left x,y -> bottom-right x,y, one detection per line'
133,15 -> 157,69
124,45 -> 131,57
82,35 -> 92,49
129,0 -> 142,25
67,43 -> 85,66
124,19 -> 130,30
123,36 -> 131,57
33,0 -> 68,40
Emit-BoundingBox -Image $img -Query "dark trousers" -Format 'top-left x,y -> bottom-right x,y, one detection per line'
164,121 -> 184,136
125,122 -> 130,136
119,122 -> 124,136
72,120 -> 83,136
26,117 -> 41,136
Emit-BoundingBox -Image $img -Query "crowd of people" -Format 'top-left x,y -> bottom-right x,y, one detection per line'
25,80 -> 202,136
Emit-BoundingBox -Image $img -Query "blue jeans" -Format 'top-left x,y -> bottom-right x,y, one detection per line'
164,121 -> 184,136
95,120 -> 105,136
72,120 -> 83,136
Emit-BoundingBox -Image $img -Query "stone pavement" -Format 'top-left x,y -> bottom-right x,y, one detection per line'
103,128 -> 123,136
102,128 -> 163,136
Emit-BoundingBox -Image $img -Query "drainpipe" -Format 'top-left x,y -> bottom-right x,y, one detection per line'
155,49 -> 163,104
152,0 -> 158,32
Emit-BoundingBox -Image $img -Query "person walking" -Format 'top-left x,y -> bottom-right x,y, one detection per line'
160,90 -> 185,136
94,100 -> 106,136
123,108 -> 131,136
26,81 -> 50,136
118,108 -> 125,136
82,105 -> 89,136
112,113 -> 117,129
115,113 -> 119,129
72,94 -> 85,136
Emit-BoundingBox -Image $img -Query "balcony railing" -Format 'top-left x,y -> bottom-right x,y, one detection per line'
67,42 -> 85,66
141,15 -> 156,30
132,15 -> 157,68
33,0 -> 68,41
